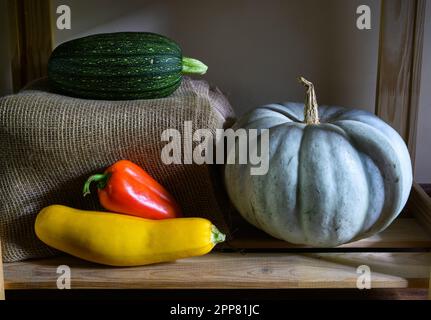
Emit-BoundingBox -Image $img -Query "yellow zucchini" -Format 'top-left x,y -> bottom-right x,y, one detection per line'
35,205 -> 225,266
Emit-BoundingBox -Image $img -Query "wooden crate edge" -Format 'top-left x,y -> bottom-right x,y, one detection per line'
0,238 -> 5,300
407,183 -> 431,235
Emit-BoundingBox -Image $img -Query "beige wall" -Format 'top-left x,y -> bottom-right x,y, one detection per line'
52,0 -> 380,114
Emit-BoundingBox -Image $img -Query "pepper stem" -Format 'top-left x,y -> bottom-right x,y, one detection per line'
182,57 -> 208,75
298,76 -> 320,125
211,225 -> 226,245
83,173 -> 110,197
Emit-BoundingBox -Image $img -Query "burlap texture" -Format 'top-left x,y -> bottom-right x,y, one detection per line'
0,77 -> 235,262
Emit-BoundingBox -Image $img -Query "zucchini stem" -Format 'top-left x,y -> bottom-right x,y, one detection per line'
182,57 -> 208,75
211,225 -> 226,245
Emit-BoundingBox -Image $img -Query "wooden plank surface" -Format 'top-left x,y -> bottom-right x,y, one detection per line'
4,252 -> 430,290
406,0 -> 426,167
429,268 -> 431,300
7,0 -> 53,92
375,0 -> 424,164
408,183 -> 431,236
0,239 -> 5,300
224,218 -> 431,249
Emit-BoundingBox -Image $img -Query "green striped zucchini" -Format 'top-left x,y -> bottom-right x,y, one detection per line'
48,32 -> 208,100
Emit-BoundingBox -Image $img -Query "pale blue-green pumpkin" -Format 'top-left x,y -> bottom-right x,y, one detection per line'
224,77 -> 412,246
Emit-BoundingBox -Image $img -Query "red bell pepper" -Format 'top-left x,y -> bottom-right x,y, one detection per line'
83,160 -> 182,219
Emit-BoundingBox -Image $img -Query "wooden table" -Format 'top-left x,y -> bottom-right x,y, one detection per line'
3,218 -> 431,292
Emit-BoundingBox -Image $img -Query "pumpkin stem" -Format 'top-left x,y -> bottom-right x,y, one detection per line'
298,76 -> 320,125
182,57 -> 208,75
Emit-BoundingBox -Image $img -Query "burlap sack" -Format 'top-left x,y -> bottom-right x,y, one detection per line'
0,77 -> 235,262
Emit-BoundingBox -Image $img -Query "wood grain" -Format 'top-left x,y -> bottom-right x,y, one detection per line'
407,183 -> 431,236
8,0 -> 53,92
4,252 -> 430,290
376,0 -> 415,137
7,0 -> 22,92
429,267 -> 431,300
223,217 -> 431,250
375,0 -> 425,165
0,239 -> 4,300
406,0 -> 426,168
